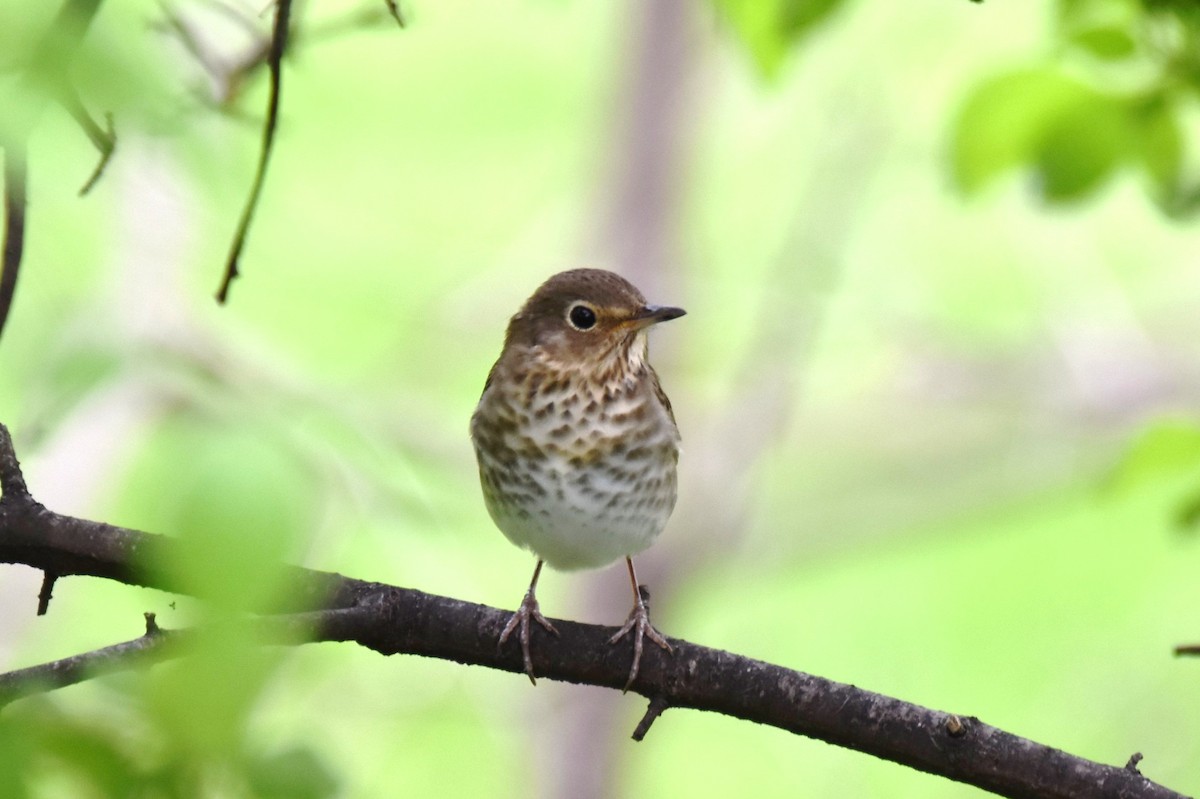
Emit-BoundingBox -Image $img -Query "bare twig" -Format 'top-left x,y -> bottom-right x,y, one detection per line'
0,620 -> 178,709
156,3 -> 271,107
58,85 -> 117,196
0,144 -> 27,343
0,605 -> 376,710
631,695 -> 669,741
215,0 -> 293,304
0,0 -> 107,342
36,572 -> 58,616
383,0 -> 405,27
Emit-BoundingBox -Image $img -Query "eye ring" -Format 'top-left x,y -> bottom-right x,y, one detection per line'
567,304 -> 597,331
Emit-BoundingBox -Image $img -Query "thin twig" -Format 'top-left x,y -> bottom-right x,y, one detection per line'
215,0 -> 293,304
0,605 -> 376,710
58,84 -> 117,196
0,623 -> 179,710
0,144 -> 27,343
0,0 -> 107,343
383,0 -> 405,27
156,3 -> 272,108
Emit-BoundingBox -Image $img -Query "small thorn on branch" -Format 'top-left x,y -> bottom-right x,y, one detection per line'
0,423 -> 31,499
37,572 -> 58,616
632,695 -> 669,741
1125,752 -> 1144,774
143,612 -> 160,636
946,714 -> 967,737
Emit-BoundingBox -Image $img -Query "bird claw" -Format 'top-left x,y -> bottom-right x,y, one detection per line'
499,590 -> 559,684
609,601 -> 673,692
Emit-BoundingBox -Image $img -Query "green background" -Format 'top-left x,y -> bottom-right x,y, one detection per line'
1,0 -> 1199,796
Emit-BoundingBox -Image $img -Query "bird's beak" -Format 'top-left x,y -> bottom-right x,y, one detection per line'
629,304 -> 686,330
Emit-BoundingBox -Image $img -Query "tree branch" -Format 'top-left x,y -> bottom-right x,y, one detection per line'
0,142 -> 26,343
383,0 -> 405,27
0,422 -> 1188,799
58,87 -> 117,196
0,612 -> 172,708
0,606 -> 374,709
0,0 -> 107,342
215,0 -> 293,304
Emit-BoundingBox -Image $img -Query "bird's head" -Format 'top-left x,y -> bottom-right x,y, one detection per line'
503,269 -> 685,369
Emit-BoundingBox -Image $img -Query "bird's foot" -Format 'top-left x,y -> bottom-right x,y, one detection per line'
499,590 -> 559,684
609,591 -> 673,692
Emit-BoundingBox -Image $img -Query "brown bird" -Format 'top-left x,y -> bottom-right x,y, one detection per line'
470,268 -> 685,688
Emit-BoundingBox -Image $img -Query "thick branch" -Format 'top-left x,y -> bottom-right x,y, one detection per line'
0,424 -> 1188,799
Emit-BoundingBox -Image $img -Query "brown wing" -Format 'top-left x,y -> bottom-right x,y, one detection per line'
479,360 -> 500,399
648,367 -> 678,430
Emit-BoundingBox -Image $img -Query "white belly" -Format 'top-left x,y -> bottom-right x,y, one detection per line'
483,447 -> 676,570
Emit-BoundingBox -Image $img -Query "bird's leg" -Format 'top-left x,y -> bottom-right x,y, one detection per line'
609,557 -> 673,691
499,560 -> 559,684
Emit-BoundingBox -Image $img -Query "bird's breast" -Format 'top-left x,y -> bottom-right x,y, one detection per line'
471,361 -> 679,570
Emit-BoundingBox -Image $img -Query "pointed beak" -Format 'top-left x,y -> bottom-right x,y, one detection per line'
629,304 -> 686,330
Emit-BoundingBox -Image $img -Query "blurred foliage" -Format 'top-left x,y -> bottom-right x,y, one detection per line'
952,0 -> 1200,213
714,0 -> 847,77
0,693 -> 337,799
1,0 -> 1200,797
1108,418 -> 1200,530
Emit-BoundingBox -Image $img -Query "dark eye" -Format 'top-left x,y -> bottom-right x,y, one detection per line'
568,304 -> 597,330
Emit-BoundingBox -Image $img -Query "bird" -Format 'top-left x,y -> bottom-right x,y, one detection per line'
470,268 -> 685,689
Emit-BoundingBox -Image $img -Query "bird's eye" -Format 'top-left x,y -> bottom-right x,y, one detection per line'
568,304 -> 597,330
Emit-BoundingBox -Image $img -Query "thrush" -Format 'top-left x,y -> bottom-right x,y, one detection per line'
470,268 -> 684,689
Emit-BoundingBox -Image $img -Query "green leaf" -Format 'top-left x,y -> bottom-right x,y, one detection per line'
42,721 -> 140,797
1107,418 -> 1200,533
1136,99 -> 1182,182
145,629 -> 283,761
133,419 -> 317,614
952,67 -> 1133,202
1105,418 -> 1200,493
0,713 -> 36,799
246,748 -> 339,799
715,0 -> 845,78
1175,491 -> 1200,530
1070,25 -> 1138,59
1132,96 -> 1184,211
1033,91 -> 1129,200
953,68 -> 1081,192
1059,0 -> 1138,19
